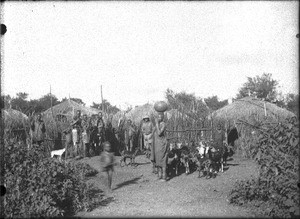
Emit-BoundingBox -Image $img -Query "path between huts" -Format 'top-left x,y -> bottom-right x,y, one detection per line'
77,154 -> 259,217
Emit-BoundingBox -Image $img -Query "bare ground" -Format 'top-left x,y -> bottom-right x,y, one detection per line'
77,154 -> 260,217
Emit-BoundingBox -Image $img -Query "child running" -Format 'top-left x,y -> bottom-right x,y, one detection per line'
99,141 -> 116,194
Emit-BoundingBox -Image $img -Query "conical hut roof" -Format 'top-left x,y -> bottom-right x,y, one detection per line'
3,108 -> 28,129
43,99 -> 102,121
111,104 -> 157,127
111,104 -> 188,129
212,96 -> 295,129
126,103 -> 157,125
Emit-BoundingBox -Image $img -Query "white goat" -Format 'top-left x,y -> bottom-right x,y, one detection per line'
51,148 -> 66,161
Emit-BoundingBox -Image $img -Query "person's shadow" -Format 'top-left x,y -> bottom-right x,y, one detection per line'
113,176 -> 142,191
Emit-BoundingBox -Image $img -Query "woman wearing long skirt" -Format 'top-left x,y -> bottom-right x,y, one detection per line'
154,112 -> 168,181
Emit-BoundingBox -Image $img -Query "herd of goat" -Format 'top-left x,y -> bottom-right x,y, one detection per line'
119,139 -> 234,179
166,140 -> 234,179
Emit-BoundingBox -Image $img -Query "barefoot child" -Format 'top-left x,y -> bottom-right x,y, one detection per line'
99,141 -> 116,193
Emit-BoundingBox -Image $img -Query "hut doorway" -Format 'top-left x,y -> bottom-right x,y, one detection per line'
227,127 -> 239,149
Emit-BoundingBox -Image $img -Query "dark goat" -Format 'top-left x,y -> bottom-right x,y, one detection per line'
167,143 -> 181,177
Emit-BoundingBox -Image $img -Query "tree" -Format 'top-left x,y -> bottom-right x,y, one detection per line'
11,92 -> 30,113
2,95 -> 12,109
237,73 -> 279,102
70,98 -> 85,106
16,92 -> 29,100
91,100 -> 120,114
204,96 -> 228,111
285,93 -> 299,117
165,88 -> 210,120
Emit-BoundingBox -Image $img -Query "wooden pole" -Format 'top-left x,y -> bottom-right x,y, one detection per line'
101,85 -> 104,112
50,85 -> 53,110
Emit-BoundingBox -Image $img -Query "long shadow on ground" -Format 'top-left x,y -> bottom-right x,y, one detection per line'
135,161 -> 151,166
113,176 -> 142,191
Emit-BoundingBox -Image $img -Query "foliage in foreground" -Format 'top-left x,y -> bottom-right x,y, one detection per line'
228,117 -> 300,218
4,140 -> 102,217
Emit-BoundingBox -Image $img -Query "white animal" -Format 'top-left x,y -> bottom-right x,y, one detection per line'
51,148 -> 66,161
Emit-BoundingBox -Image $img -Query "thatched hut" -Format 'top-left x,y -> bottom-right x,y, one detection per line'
3,108 -> 29,140
3,108 -> 28,129
111,104 -> 188,128
43,99 -> 102,121
42,99 -> 104,149
111,104 -> 156,128
212,96 -> 295,157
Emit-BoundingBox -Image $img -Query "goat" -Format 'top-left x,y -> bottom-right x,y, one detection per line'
51,148 -> 66,161
179,145 -> 193,175
167,143 -> 181,177
119,148 -> 139,167
195,141 -> 212,178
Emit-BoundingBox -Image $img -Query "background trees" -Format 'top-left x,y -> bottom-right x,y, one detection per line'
237,73 -> 279,102
90,99 -> 120,114
236,73 -> 298,117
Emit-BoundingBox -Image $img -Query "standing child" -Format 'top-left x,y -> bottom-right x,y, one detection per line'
99,141 -> 116,194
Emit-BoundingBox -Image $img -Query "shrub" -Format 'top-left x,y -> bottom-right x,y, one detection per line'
228,117 -> 300,218
4,140 -> 103,217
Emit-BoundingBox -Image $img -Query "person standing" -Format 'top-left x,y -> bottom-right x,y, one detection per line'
153,112 -> 168,181
97,112 -> 106,153
141,114 -> 156,172
82,114 -> 92,157
124,119 -> 135,152
213,123 -> 226,149
30,113 -> 46,150
71,110 -> 82,158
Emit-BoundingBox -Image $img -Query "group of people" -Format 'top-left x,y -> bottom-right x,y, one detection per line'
68,110 -> 106,159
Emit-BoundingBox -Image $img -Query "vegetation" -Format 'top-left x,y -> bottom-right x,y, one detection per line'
165,89 -> 211,140
91,100 -> 120,115
237,73 -> 279,102
228,117 -> 299,218
204,95 -> 228,111
3,137 -> 103,217
236,73 -> 298,117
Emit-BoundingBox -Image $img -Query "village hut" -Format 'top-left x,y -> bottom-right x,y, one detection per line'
3,108 -> 28,129
42,99 -> 105,149
3,108 -> 29,140
111,103 -> 156,128
212,96 -> 295,157
43,99 -> 102,121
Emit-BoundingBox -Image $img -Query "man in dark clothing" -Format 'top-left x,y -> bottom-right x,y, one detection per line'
213,123 -> 226,148
94,112 -> 106,154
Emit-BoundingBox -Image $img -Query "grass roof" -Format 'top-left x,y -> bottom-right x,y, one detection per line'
43,99 -> 101,121
3,108 -> 29,129
212,96 -> 295,128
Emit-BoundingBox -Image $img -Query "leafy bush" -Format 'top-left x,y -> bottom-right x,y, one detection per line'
228,117 -> 300,218
4,140 -> 103,217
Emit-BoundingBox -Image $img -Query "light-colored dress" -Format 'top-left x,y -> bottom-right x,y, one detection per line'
153,121 -> 168,168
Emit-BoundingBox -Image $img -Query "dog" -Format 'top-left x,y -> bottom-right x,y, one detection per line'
119,148 -> 139,167
51,148 -> 66,161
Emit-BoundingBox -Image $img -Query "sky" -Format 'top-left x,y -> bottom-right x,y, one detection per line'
1,1 -> 299,110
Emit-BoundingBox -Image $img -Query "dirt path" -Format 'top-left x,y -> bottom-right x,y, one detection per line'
77,154 -> 259,217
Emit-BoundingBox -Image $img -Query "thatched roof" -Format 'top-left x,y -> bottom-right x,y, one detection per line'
111,104 -> 189,128
43,99 -> 101,121
3,108 -> 28,129
212,96 -> 295,129
111,103 -> 157,127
